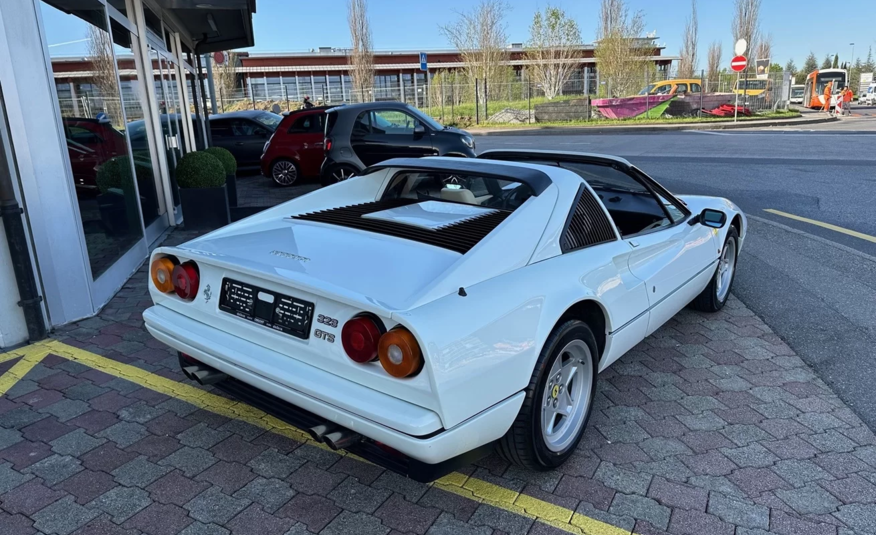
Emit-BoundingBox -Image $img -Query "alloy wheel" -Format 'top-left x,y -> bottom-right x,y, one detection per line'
272,161 -> 297,186
333,167 -> 355,182
541,339 -> 593,452
716,236 -> 737,301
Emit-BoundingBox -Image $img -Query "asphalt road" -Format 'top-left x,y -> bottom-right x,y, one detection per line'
477,113 -> 876,431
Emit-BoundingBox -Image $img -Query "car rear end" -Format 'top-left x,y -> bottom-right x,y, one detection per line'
259,111 -> 300,177
141,190 -> 528,480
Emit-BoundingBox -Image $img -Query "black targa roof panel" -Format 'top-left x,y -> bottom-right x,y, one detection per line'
364,158 -> 553,196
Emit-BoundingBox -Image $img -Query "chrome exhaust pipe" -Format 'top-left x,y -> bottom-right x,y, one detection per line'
308,423 -> 339,443
182,365 -> 228,385
181,366 -> 197,381
323,429 -> 362,451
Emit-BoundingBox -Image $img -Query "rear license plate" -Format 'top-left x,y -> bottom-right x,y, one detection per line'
219,278 -> 315,339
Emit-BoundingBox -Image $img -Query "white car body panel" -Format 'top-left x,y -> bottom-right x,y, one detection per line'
144,154 -> 746,465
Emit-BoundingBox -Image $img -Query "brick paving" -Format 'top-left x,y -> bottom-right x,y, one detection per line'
1,231 -> 875,534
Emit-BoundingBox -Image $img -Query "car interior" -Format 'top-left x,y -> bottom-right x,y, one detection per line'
483,158 -> 687,237
381,172 -> 535,212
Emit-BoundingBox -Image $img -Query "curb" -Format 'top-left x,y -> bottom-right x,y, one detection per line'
469,116 -> 838,136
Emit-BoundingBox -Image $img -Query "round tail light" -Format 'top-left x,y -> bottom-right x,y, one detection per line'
150,257 -> 177,293
172,261 -> 200,301
342,316 -> 384,363
378,327 -> 422,378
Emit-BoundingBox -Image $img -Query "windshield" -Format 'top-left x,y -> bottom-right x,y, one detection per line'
381,171 -> 533,211
638,84 -> 656,95
734,80 -> 768,91
816,73 -> 847,94
407,105 -> 446,131
254,112 -> 283,130
791,87 -> 804,97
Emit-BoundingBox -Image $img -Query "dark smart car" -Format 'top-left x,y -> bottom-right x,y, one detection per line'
320,102 -> 476,186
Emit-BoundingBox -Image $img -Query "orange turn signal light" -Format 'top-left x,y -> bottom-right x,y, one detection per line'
150,257 -> 177,293
377,327 -> 422,378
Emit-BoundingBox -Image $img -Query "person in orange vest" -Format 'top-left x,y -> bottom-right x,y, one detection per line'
842,86 -> 853,116
822,81 -> 833,113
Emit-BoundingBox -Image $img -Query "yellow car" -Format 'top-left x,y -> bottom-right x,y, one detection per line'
733,78 -> 771,97
638,79 -> 703,96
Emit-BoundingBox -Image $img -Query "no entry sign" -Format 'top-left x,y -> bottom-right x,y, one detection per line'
731,55 -> 747,72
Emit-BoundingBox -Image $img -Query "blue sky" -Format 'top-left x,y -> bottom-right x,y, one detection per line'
41,0 -> 875,68
240,0 -> 874,68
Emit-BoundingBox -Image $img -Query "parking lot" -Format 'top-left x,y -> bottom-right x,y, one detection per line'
3,115 -> 876,535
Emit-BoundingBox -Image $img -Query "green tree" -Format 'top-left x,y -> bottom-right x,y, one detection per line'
525,6 -> 582,99
850,57 -> 863,93
769,63 -> 783,73
821,54 -> 832,69
832,54 -> 839,68
785,58 -> 797,77
799,52 -> 818,83
864,46 -> 875,72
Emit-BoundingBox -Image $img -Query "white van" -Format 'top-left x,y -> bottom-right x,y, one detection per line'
860,83 -> 876,106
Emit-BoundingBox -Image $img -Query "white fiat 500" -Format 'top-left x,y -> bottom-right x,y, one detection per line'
144,151 -> 745,481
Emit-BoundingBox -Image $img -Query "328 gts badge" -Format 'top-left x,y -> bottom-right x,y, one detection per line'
317,314 -> 339,328
314,329 -> 335,343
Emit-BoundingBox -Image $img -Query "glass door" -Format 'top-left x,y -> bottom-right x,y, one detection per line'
149,47 -> 185,211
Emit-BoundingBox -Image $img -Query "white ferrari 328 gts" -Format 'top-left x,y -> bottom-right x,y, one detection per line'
144,151 -> 745,481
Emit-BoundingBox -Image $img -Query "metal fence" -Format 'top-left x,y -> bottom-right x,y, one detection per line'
216,68 -> 790,126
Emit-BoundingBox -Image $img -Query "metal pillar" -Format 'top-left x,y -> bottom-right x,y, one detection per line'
0,86 -> 46,342
204,55 -> 218,114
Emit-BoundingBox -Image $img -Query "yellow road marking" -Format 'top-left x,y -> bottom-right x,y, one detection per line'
0,351 -> 45,397
764,209 -> 876,244
0,340 -> 631,535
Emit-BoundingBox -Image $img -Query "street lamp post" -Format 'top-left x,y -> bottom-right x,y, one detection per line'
850,43 -> 855,65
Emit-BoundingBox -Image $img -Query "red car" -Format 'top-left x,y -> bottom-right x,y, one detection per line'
64,117 -> 128,197
260,107 -> 329,186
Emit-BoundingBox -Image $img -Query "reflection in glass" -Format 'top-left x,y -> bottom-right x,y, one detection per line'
110,19 -> 160,229
42,0 -> 144,278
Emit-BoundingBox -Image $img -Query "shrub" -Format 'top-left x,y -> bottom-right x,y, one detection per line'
175,151 -> 226,189
95,156 -> 152,194
204,146 -> 237,176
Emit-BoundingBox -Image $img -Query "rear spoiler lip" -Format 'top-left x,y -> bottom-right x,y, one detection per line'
155,245 -> 400,318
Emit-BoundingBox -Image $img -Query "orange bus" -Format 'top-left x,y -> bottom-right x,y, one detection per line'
803,69 -> 847,109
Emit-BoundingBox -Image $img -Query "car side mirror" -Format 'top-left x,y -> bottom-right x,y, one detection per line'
413,125 -> 425,137
690,208 -> 727,228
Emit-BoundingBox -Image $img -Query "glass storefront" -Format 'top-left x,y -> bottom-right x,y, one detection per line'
40,0 -> 203,283
41,0 -> 144,279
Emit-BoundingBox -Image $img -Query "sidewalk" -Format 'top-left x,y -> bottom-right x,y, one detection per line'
1,230 -> 875,535
469,114 -> 838,136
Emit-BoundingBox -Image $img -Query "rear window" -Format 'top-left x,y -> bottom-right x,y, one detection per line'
381,171 -> 534,211
325,111 -> 339,136
287,113 -> 324,133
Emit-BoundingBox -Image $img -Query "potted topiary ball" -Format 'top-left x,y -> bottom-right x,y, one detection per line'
204,146 -> 238,208
176,151 -> 230,230
95,156 -> 141,237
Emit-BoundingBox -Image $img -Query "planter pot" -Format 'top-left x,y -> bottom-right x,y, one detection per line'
180,184 -> 230,231
97,191 -> 129,236
226,173 -> 238,207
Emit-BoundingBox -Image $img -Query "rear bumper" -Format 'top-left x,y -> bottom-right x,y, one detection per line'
143,305 -> 523,466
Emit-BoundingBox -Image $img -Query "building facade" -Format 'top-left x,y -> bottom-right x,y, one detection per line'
0,0 -> 254,348
233,44 -> 677,105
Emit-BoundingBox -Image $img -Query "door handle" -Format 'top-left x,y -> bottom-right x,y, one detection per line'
234,142 -> 244,146
629,241 -> 640,248
314,142 -> 323,148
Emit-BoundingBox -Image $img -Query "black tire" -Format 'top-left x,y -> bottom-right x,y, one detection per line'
271,159 -> 299,187
690,226 -> 739,312
320,164 -> 358,187
496,320 -> 598,470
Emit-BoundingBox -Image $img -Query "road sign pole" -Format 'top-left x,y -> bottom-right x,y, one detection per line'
734,72 -> 740,123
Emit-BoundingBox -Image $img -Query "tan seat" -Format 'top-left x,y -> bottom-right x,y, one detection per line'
440,187 -> 477,204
